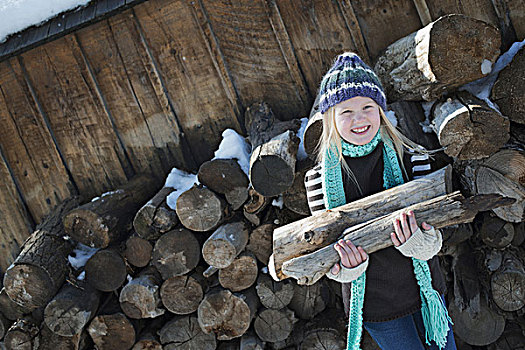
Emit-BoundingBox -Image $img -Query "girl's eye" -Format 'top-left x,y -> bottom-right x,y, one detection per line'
363,105 -> 374,110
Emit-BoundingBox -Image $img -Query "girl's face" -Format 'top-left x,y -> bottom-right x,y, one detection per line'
334,96 -> 381,145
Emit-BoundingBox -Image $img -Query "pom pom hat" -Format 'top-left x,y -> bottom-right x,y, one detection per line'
318,52 -> 387,114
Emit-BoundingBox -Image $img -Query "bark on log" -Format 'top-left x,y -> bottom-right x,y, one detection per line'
160,274 -> 204,315
43,282 -> 100,337
0,288 -> 31,321
87,313 -> 135,350
255,274 -> 294,310
198,159 -> 249,210
218,252 -> 258,292
4,316 -> 40,350
151,228 -> 200,279
158,316 -> 216,350
123,233 -> 152,268
272,166 -> 452,280
119,267 -> 165,319
64,175 -> 158,248
245,102 -> 301,197
202,222 -> 249,269
491,45 -> 525,125
491,252 -> 525,311
431,92 -> 510,160
3,197 -> 79,309
38,324 -> 82,350
133,187 -> 179,241
478,212 -> 515,248
197,288 -> 251,340
282,168 -> 310,216
374,14 -> 500,101
85,248 -> 127,292
288,280 -> 329,320
243,187 -> 270,226
303,111 -> 323,159
282,192 -> 513,285
176,185 -> 228,232
253,308 -> 296,343
441,223 -> 473,248
246,224 -> 274,265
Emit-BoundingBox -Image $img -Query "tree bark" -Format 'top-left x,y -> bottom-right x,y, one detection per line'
202,222 -> 249,269
0,288 -> 31,321
160,274 -> 204,315
64,175 -> 158,248
272,166 -> 452,280
123,233 -> 152,268
87,313 -> 136,350
288,280 -> 329,320
253,308 -> 296,343
151,228 -> 200,279
246,224 -> 274,265
218,252 -> 258,292
255,274 -> 294,310
4,316 -> 40,350
491,251 -> 525,311
374,14 -> 500,101
133,187 -> 179,241
158,316 -> 216,350
85,248 -> 127,292
282,168 -> 310,216
303,111 -> 323,159
119,267 -> 165,319
176,185 -> 228,232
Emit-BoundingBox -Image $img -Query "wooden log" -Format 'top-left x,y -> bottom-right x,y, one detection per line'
484,249 -> 503,273
3,197 -> 79,310
119,267 -> 165,319
487,322 -> 525,350
176,185 -> 228,232
282,168 -> 310,216
43,282 -> 100,337
452,243 -> 481,315
512,222 -> 525,247
255,274 -> 294,310
38,324 -> 83,350
288,280 -> 328,320
245,102 -> 301,197
133,187 -> 179,241
85,248 -> 127,292
491,45 -> 525,125
158,316 -> 216,350
202,222 -> 249,269
240,331 -> 264,350
478,212 -> 515,248
441,223 -> 473,247
87,313 -> 135,350
272,166 -> 452,280
160,274 -> 204,315
246,224 -> 274,265
243,187 -> 270,226
4,316 -> 40,350
151,228 -> 200,279
431,92 -> 510,160
197,288 -> 251,340
282,192 -> 513,285
0,288 -> 31,321
374,14 -> 500,101
0,313 -> 10,342
303,111 -> 323,159
132,333 -> 162,350
218,252 -> 258,292
63,175 -> 158,248
123,233 -> 152,268
291,311 -> 347,350
491,251 -> 525,311
253,308 -> 297,343
198,159 -> 249,210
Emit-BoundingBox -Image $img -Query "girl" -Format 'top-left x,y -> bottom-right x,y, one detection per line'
304,52 -> 457,350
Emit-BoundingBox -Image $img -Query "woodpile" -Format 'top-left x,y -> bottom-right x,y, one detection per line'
0,15 -> 524,350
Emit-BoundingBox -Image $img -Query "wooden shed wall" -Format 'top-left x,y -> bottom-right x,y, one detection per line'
0,0 -> 523,272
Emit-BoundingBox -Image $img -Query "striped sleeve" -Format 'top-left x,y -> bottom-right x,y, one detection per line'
407,149 -> 433,179
304,164 -> 326,215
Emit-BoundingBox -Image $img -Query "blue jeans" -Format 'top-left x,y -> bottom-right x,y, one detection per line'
363,295 -> 457,350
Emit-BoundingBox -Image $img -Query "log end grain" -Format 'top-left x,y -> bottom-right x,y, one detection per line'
218,254 -> 258,292
3,264 -> 55,310
63,209 -> 111,248
159,316 -> 216,350
160,275 -> 204,315
88,313 -> 136,350
176,185 -> 227,232
152,228 -> 200,279
123,235 -> 153,268
85,249 -> 127,292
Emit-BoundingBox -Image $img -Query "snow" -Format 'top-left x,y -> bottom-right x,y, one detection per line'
164,168 -> 199,210
420,101 -> 435,134
0,0 -> 91,43
91,189 -> 123,202
77,271 -> 85,280
385,110 -> 398,128
68,243 -> 99,270
272,195 -> 283,209
213,129 -> 251,176
297,117 -> 308,160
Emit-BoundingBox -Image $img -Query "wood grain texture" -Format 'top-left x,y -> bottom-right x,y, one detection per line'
424,0 -> 499,27
133,0 -> 242,165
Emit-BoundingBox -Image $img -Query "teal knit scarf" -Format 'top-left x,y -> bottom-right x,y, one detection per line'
322,128 -> 452,350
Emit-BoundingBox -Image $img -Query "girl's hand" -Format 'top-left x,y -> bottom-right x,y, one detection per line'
391,210 -> 432,247
331,239 -> 368,275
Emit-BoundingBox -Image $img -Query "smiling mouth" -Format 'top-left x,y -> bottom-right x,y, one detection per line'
351,126 -> 370,134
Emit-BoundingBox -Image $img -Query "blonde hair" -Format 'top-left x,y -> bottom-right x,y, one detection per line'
315,103 -> 434,195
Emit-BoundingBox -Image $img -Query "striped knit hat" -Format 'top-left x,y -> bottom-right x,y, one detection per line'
318,52 -> 387,114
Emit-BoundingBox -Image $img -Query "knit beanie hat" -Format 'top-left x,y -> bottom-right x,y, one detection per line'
318,52 -> 387,114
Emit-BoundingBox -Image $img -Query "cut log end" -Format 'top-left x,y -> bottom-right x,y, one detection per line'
3,264 -> 55,310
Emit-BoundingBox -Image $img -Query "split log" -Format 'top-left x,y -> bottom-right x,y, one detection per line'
151,228 -> 200,279
87,313 -> 135,350
198,158 -> 249,210
374,14 -> 500,101
0,288 -> 31,321
491,252 -> 525,311
303,112 -> 323,159
133,187 -> 179,240
288,280 -> 328,320
245,102 -> 301,197
158,316 -> 216,350
218,252 -> 258,292
3,197 -> 79,309
240,331 -> 264,350
85,248 -> 127,292
119,267 -> 164,319
160,274 -> 204,315
255,274 -> 294,310
0,314 -> 10,342
282,168 -> 310,216
253,308 -> 297,343
246,224 -> 274,265
43,282 -> 100,337
452,243 -> 481,315
281,192 -> 513,285
64,175 -> 158,248
176,185 -> 228,232
272,166 -> 452,280
38,324 -> 83,350
431,92 -> 509,160
123,233 -> 152,268
491,45 -> 525,125
441,223 -> 473,248
197,288 -> 251,340
478,212 -> 515,248
202,222 -> 249,269
243,187 -> 270,226
4,316 -> 40,350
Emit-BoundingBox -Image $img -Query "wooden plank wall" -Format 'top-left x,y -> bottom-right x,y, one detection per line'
0,0 -> 523,272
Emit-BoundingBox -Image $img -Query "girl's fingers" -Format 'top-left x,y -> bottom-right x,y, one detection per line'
393,218 -> 406,244
331,262 -> 341,275
422,222 -> 432,230
357,246 -> 368,261
341,240 -> 359,267
346,240 -> 363,265
399,212 -> 412,240
391,232 -> 401,246
408,210 -> 419,234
